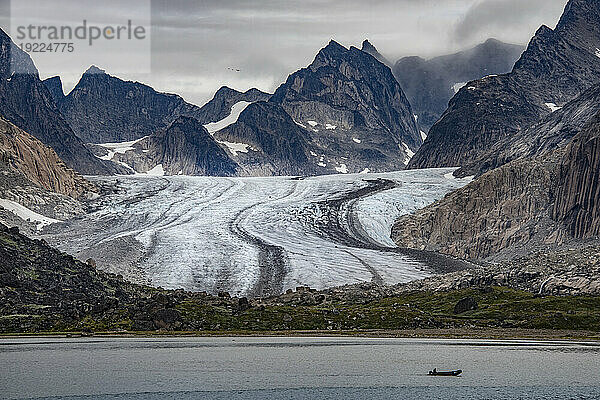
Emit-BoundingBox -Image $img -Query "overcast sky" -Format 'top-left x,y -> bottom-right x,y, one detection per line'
3,0 -> 569,106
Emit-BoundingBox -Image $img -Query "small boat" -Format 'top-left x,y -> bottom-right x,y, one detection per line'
428,368 -> 462,376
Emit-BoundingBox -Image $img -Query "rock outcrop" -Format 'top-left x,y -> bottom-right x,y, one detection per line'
552,113 -> 600,239
408,0 -> 600,170
59,68 -> 270,144
214,101 -> 314,176
114,116 -> 239,176
455,82 -> 600,178
394,38 -> 524,132
42,76 -> 65,104
0,30 -> 117,175
360,39 -> 391,66
393,111 -> 600,262
0,116 -> 95,198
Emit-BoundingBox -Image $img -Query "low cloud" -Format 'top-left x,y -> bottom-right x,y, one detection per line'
454,0 -> 567,44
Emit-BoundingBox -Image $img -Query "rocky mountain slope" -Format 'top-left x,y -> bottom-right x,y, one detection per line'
360,39 -> 391,66
213,101 -> 314,176
42,76 -> 66,104
215,40 -> 421,176
112,116 -> 239,176
0,30 -> 117,175
552,113 -> 600,239
408,0 -> 600,170
0,116 -> 95,198
456,82 -> 600,177
394,39 -> 524,132
393,111 -> 600,262
59,67 -> 270,144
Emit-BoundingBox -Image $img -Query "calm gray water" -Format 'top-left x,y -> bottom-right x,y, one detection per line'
1,337 -> 599,399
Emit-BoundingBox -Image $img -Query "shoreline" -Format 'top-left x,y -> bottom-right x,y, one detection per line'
2,328 -> 600,342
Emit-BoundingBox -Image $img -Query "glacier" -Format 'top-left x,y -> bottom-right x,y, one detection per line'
41,168 -> 471,297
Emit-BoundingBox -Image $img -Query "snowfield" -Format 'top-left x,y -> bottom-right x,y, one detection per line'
42,169 -> 471,297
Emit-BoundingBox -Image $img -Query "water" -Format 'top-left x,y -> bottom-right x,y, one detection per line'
1,337 -> 599,399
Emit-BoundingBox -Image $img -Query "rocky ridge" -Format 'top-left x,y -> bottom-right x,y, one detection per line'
0,30 -> 117,175
408,0 -> 600,170
393,111 -> 600,262
113,116 -> 239,176
394,38 -> 524,132
59,67 -> 270,145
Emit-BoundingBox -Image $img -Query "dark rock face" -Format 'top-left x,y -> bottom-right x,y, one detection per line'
456,83 -> 600,177
59,68 -> 270,144
552,113 -> 600,239
194,86 -> 270,124
453,297 -> 478,314
114,116 -> 238,176
394,39 -> 524,132
360,39 -> 391,66
409,0 -> 600,170
42,76 -> 65,104
214,101 -> 315,176
0,30 -> 117,175
266,40 -> 420,173
393,112 -> 600,262
59,66 -> 204,144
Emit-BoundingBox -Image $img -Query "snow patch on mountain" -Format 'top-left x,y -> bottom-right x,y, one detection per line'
144,164 -> 165,176
0,199 -> 61,230
401,143 -> 415,165
545,102 -> 562,112
335,164 -> 348,174
204,101 -> 252,134
96,136 -> 148,161
218,140 -> 255,156
452,82 -> 467,93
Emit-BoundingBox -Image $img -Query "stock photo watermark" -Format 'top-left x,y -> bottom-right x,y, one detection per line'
9,0 -> 151,76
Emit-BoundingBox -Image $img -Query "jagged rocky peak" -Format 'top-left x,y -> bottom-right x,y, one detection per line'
360,39 -> 390,66
42,76 -> 65,104
393,38 -> 524,132
408,0 -> 600,170
0,29 -> 117,175
84,65 -> 106,75
109,115 -> 239,177
271,39 -> 420,148
214,101 -> 314,176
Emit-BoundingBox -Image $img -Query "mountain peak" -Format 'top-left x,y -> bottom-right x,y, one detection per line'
42,76 -> 65,103
361,39 -> 377,53
321,40 -> 347,55
84,65 -> 106,75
